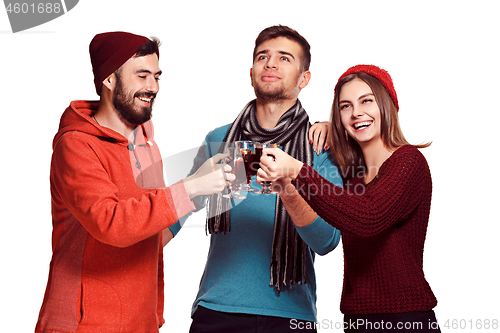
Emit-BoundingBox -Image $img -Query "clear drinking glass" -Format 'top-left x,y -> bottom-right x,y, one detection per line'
235,141 -> 256,192
254,143 -> 280,194
222,147 -> 247,199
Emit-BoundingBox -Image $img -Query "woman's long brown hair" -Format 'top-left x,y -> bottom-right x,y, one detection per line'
327,72 -> 431,180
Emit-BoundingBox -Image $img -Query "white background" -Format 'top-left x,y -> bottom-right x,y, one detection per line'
1,1 -> 499,332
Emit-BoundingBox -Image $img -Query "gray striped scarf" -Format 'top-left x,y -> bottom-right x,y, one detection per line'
206,99 -> 314,292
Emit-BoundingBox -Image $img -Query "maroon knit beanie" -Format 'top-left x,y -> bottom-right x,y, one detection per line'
336,64 -> 399,111
89,31 -> 159,95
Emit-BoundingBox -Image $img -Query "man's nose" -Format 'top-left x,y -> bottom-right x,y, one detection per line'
146,77 -> 159,94
265,56 -> 277,69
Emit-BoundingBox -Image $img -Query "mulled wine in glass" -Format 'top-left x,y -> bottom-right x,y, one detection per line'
235,141 -> 256,192
222,147 -> 247,199
253,143 -> 280,194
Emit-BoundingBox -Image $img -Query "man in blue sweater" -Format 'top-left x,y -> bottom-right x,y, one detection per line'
169,25 -> 343,333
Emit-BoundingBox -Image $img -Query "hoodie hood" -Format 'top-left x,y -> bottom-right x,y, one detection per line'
53,100 -> 155,149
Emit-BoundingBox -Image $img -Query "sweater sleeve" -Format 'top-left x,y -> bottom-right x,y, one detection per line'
51,133 -> 195,248
295,215 -> 341,255
294,146 -> 428,238
294,151 -> 342,255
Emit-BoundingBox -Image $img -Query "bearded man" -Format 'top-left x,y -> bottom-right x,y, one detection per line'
35,31 -> 233,333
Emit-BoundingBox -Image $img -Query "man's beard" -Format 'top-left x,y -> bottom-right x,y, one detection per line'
254,83 -> 288,102
113,78 -> 156,125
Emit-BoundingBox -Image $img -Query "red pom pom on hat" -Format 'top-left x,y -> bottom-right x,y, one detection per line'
336,64 -> 399,111
89,31 -> 159,95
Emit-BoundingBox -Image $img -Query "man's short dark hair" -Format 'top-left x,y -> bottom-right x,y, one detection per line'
253,25 -> 311,72
135,37 -> 161,58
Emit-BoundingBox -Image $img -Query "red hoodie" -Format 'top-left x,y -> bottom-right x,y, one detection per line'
35,101 -> 195,333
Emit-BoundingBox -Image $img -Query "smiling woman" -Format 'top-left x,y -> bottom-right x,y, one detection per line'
257,64 -> 440,332
329,66 -> 431,178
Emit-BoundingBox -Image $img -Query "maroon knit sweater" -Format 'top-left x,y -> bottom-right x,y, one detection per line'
294,145 -> 437,314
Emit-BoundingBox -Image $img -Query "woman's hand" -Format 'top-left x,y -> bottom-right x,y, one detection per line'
183,153 -> 235,199
256,148 -> 304,185
308,121 -> 330,155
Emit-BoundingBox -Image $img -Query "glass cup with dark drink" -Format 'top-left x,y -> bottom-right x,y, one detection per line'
235,141 -> 256,192
253,143 -> 280,194
222,146 -> 247,199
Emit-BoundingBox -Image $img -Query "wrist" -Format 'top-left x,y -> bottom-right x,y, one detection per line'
273,178 -> 294,195
290,160 -> 304,180
182,176 -> 197,199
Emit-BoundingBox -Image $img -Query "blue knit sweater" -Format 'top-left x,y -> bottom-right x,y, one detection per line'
170,124 -> 343,322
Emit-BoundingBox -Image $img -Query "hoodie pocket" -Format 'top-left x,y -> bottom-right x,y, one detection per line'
77,276 -> 122,330
76,283 -> 83,324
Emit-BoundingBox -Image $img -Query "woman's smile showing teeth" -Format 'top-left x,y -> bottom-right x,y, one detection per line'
353,120 -> 373,131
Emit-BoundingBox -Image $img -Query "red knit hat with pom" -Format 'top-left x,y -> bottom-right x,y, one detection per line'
89,31 -> 159,95
336,64 -> 399,111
